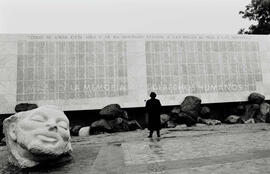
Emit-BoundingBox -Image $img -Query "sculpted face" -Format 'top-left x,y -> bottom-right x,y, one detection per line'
15,106 -> 70,155
4,105 -> 72,167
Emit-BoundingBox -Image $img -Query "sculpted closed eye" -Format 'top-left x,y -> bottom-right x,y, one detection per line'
58,121 -> 68,130
31,114 -> 46,122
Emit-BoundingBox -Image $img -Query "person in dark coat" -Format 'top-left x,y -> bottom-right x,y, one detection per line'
146,92 -> 162,138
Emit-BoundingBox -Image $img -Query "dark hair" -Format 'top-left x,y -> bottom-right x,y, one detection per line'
150,92 -> 156,98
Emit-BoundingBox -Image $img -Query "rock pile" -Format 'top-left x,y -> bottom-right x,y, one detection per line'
225,92 -> 270,124
59,92 -> 270,137
162,96 -> 221,127
71,104 -> 142,136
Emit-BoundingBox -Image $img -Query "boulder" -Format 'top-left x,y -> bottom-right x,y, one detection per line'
197,118 -> 221,125
241,104 -> 260,121
90,117 -> 130,134
167,120 -> 177,128
15,103 -> 38,113
254,103 -> 270,123
266,114 -> 270,123
160,114 -> 170,125
108,118 -> 130,132
91,119 -> 112,133
244,118 -> 255,124
171,107 -> 181,114
199,107 -> 211,119
236,104 -> 245,115
248,92 -> 265,104
70,125 -> 83,136
168,112 -> 196,127
169,113 -> 179,122
254,113 -> 267,123
180,96 -> 201,119
177,112 -> 197,127
224,115 -> 244,124
99,104 -> 128,120
260,102 -> 270,115
78,126 -> 91,136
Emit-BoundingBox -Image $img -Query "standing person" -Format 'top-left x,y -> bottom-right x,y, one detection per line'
146,92 -> 162,138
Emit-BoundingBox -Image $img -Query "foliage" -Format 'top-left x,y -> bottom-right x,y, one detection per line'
239,0 -> 270,34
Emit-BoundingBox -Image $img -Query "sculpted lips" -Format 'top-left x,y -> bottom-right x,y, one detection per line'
37,134 -> 58,143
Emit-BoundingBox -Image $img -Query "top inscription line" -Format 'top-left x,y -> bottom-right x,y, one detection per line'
26,34 -> 252,41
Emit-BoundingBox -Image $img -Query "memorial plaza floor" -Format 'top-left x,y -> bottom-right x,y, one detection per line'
1,123 -> 270,173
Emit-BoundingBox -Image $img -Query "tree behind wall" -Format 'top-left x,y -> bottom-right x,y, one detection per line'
239,0 -> 270,34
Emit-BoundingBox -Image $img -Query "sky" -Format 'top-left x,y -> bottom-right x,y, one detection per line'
0,0 -> 254,34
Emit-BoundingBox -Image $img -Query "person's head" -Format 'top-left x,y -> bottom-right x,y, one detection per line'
3,105 -> 72,168
150,92 -> 157,99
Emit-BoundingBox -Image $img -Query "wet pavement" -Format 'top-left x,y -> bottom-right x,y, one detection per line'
1,123 -> 270,173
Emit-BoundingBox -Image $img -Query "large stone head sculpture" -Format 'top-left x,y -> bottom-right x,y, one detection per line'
3,105 -> 72,168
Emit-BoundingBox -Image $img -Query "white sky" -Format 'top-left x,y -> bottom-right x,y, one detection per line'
0,0 -> 254,34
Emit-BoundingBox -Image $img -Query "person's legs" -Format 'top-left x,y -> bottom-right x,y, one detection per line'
157,130 -> 160,137
148,130 -> 153,138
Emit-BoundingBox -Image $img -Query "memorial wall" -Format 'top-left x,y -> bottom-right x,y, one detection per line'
0,34 -> 270,114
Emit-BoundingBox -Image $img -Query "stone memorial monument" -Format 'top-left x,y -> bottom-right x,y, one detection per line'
1,34 -> 270,114
3,105 -> 72,168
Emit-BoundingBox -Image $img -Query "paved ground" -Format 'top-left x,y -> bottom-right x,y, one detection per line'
1,123 -> 270,173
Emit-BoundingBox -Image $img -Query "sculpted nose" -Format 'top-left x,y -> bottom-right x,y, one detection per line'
47,121 -> 58,132
48,125 -> 58,132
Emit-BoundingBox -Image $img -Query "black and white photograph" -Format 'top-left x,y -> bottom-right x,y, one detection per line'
0,0 -> 270,173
